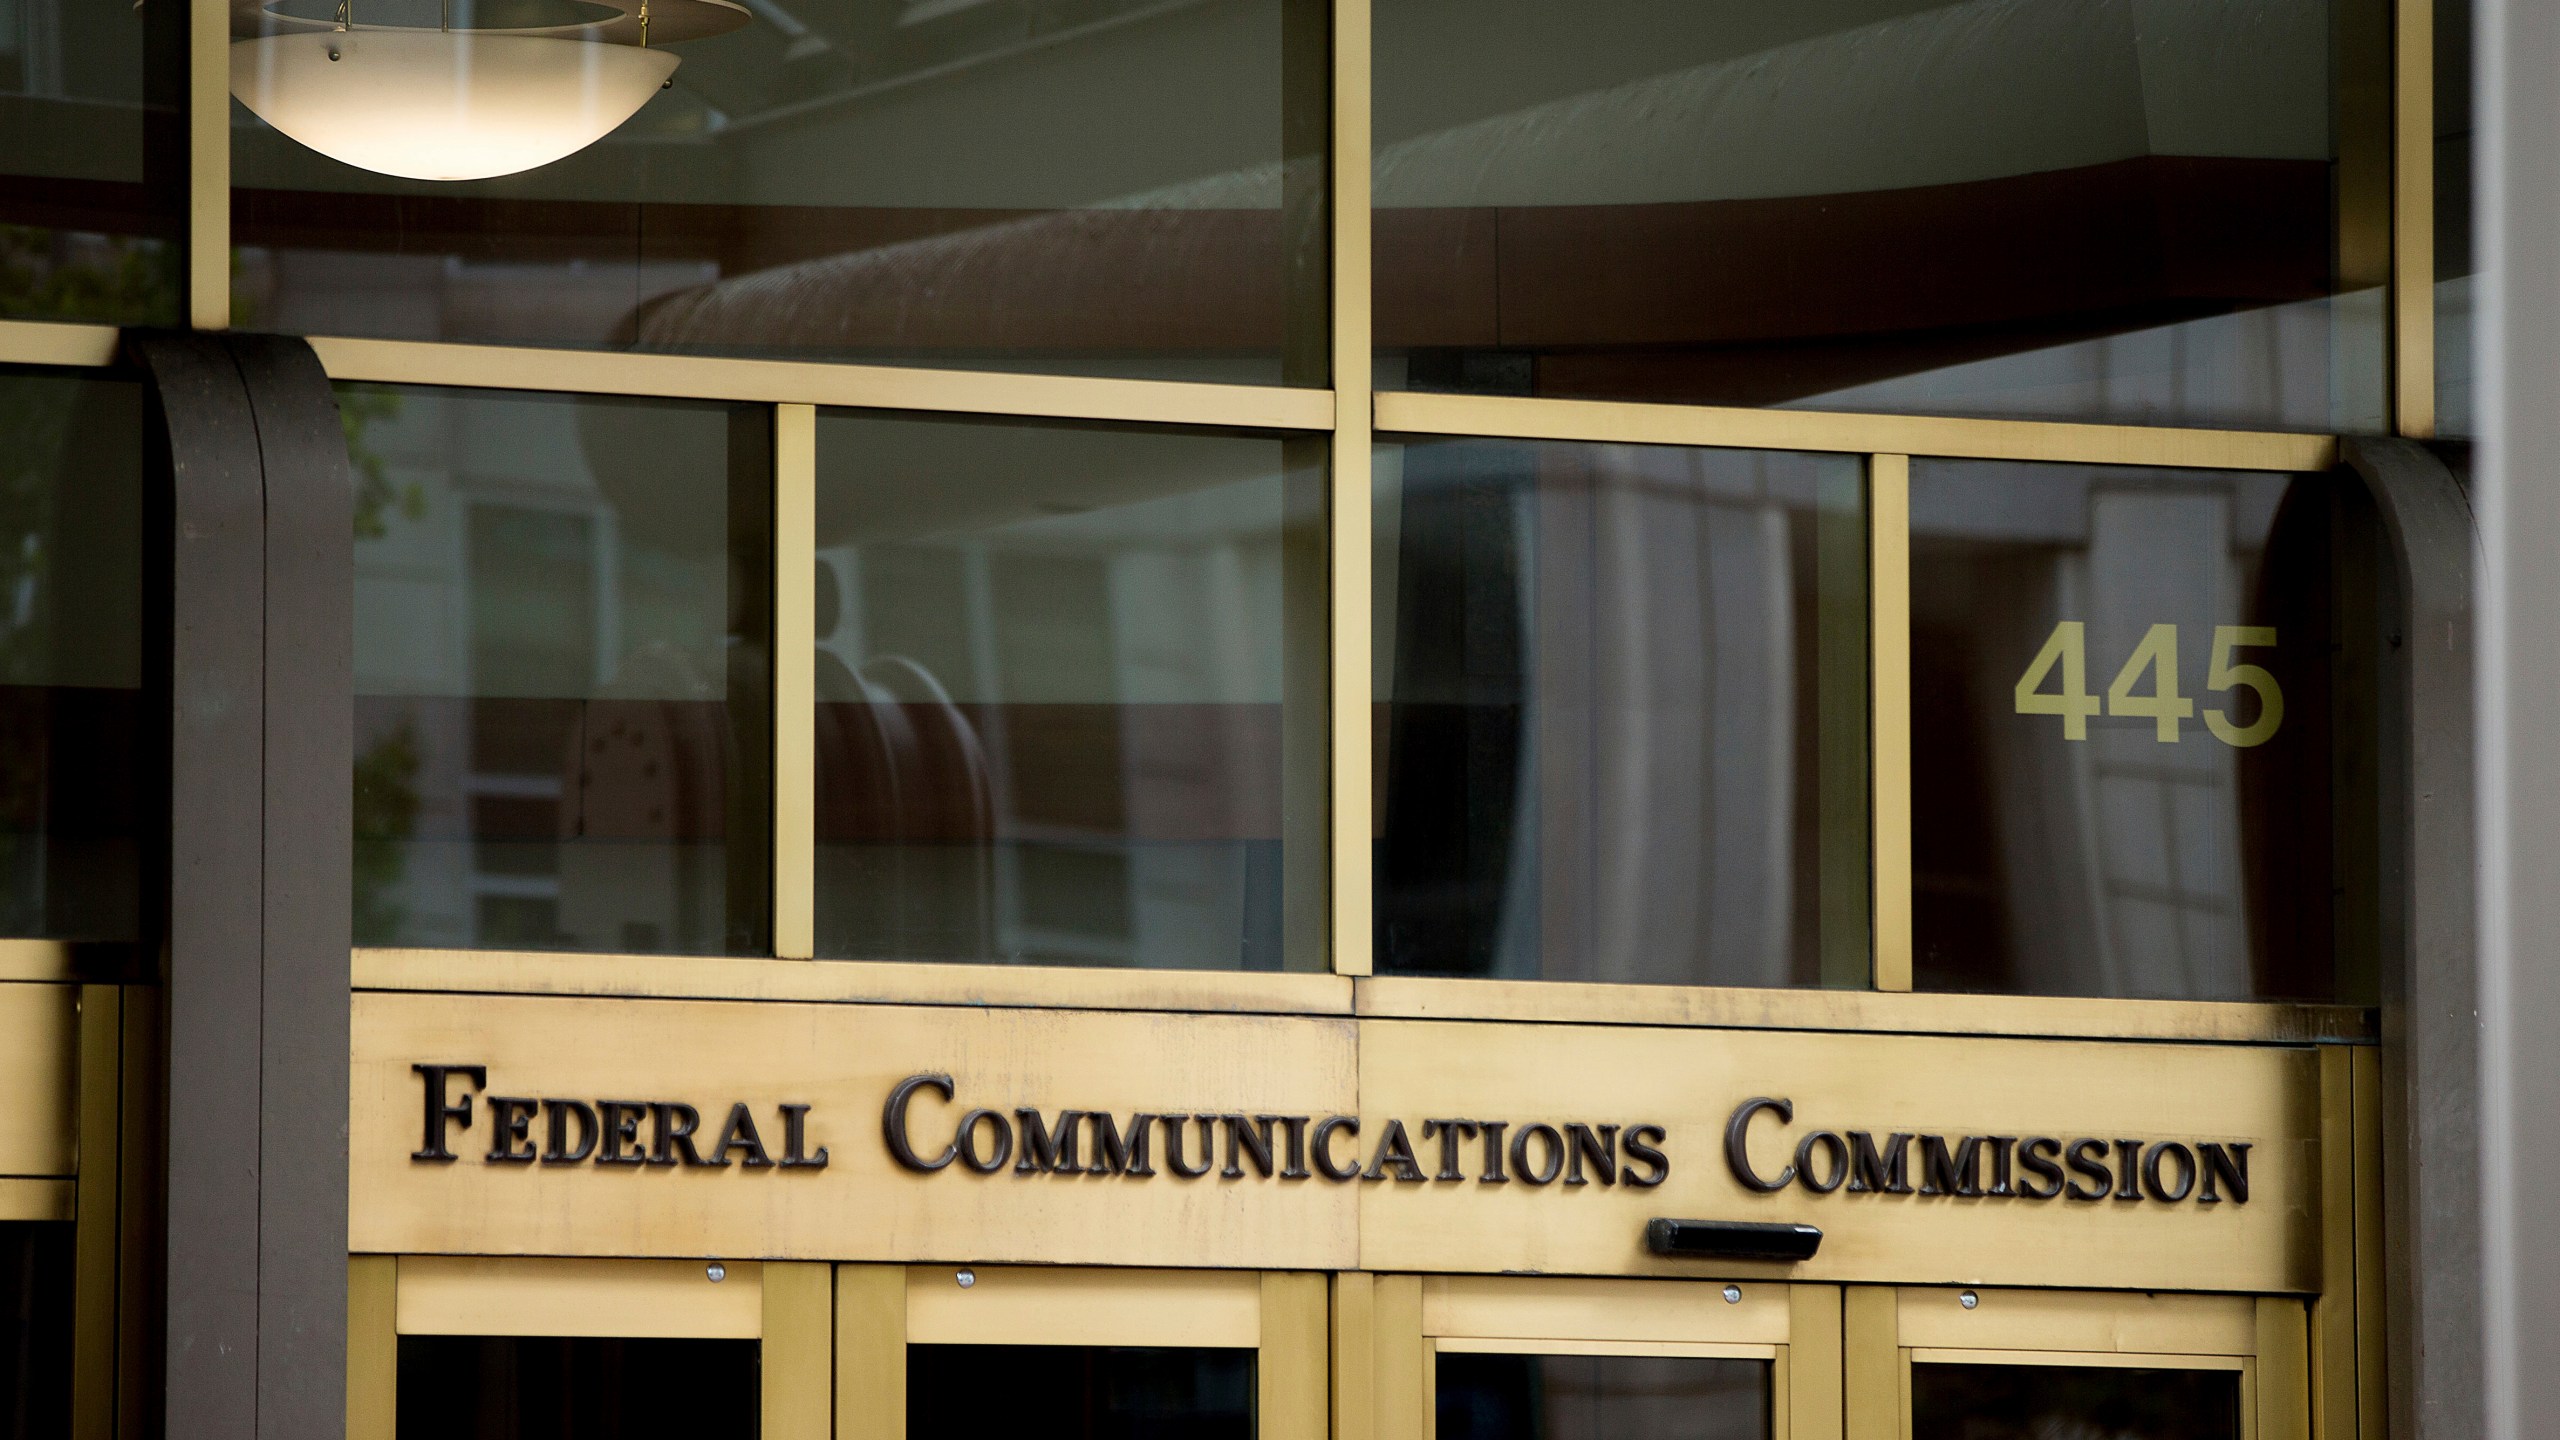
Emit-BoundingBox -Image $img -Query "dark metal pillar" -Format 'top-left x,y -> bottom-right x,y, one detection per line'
2342,437 -> 2479,1440
125,331 -> 351,1440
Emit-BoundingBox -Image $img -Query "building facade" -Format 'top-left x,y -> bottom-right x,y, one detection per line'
0,0 -> 2509,1435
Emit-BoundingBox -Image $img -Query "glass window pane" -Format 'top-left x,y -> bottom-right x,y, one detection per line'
907,1344 -> 1254,1439
233,0 -> 1326,385
0,1222 -> 74,1438
1911,1361 -> 2241,1440
1910,458 -> 2373,1001
1436,1351 -> 1771,1440
0,2 -> 180,326
1373,437 -> 1869,987
396,1335 -> 761,1438
352,385 -> 772,955
0,373 -> 142,942
1373,0 -> 2388,434
814,413 -> 1323,971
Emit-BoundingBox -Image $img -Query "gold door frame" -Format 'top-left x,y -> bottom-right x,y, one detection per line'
834,1264 -> 1329,1440
345,1255 -> 834,1440
1846,1286 -> 2308,1440
1362,1274 -> 1842,1440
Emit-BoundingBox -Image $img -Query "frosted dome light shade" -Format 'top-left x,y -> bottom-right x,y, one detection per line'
231,31 -> 677,182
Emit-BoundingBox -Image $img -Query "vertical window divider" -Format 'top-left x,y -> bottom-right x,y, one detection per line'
774,403 -> 818,959
1330,0 -> 1375,977
1869,455 -> 1913,993
189,0 -> 229,331
2394,0 -> 2437,437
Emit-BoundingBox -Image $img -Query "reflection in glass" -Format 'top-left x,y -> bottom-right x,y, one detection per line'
908,1344 -> 1254,1440
0,374 -> 141,942
814,413 -> 1322,970
0,0 -> 180,326
397,1335 -> 761,1439
1911,1362 -> 2241,1440
234,0 -> 1326,385
1436,1351 -> 1771,1440
352,385 -> 771,954
1373,0 -> 2388,433
1910,459 -> 2371,1001
1373,437 -> 1869,986
0,1222 -> 74,1438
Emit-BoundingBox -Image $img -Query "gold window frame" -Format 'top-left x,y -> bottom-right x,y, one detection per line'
1848,1286 -> 2306,1440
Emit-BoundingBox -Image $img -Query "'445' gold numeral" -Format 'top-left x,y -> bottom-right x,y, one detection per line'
2012,622 -> 2283,747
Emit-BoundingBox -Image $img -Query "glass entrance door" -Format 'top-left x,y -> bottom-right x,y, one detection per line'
831,1265 -> 1328,1440
1412,1276 -> 1837,1440
1847,1288 -> 2307,1440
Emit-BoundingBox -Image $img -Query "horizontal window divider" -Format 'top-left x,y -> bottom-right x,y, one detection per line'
0,319 -> 120,369
1351,976 -> 2376,1046
306,338 -> 1338,431
0,940 -> 76,983
1374,391 -> 2344,473
352,947 -> 1359,1018
350,948 -> 2373,1044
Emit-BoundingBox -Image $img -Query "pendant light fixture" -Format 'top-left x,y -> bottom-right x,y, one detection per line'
229,0 -> 747,182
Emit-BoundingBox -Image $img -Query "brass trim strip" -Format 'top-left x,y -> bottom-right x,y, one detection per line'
1329,0 -> 1376,977
1352,974 -> 2374,1043
346,1256 -> 397,1440
0,321 -> 119,369
1374,392 -> 2342,473
306,337 -> 1337,430
2314,1048 -> 2358,1438
1791,1285 -> 1845,1440
2351,1047 -> 2388,1440
761,1262 -> 833,1440
2395,0 -> 2438,438
1261,1273 -> 1330,1440
1842,1288 -> 1898,1440
835,1265 -> 904,1440
353,946 -> 1357,1016
1870,456 -> 1912,992
1332,1273 -> 1379,1440
71,987 -> 119,1440
774,404 -> 817,960
189,0 -> 228,331
1904,1346 -> 2247,1371
2257,1298 -> 2313,1440
0,1177 -> 74,1220
349,945 -> 2376,1041
0,939 -> 74,982
1373,1275 -> 1425,1440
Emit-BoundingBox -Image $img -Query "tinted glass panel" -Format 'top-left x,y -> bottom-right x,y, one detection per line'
235,0 -> 1325,385
0,373 -> 141,942
352,385 -> 771,954
1911,1362 -> 2241,1440
1374,0 -> 2388,433
1910,459 -> 2373,1001
0,0 -> 179,325
397,1335 -> 760,1438
907,1344 -> 1254,1439
1437,1351 -> 1771,1440
1373,437 -> 1868,986
0,1222 -> 74,1439
813,413 -> 1322,971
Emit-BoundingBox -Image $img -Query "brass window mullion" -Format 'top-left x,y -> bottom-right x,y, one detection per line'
774,403 -> 817,960
2394,0 -> 2437,438
1869,456 -> 1913,994
189,0 -> 229,331
1329,0 -> 1375,977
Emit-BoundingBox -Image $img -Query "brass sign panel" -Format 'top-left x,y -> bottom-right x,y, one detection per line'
350,992 -> 1361,1269
353,993 -> 2321,1291
1357,1020 -> 2321,1292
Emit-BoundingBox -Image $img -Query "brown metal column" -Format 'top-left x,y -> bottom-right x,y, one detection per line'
126,330 -> 351,1440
